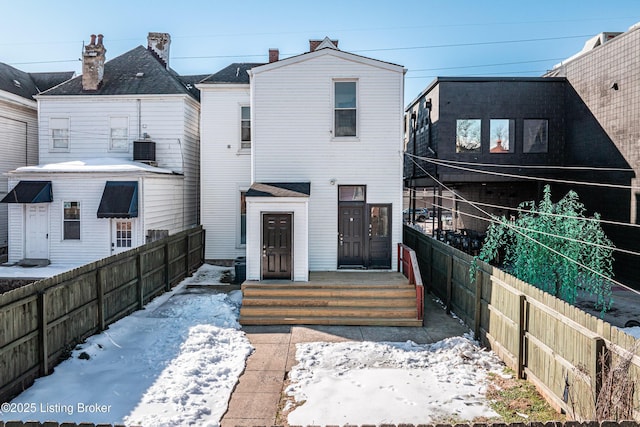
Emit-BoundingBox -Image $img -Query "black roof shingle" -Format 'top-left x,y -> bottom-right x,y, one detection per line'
199,63 -> 264,85
0,63 -> 74,101
41,46 -> 198,99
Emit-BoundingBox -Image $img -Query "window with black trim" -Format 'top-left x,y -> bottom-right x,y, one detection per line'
523,119 -> 548,153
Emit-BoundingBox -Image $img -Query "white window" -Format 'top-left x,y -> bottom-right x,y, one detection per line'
334,81 -> 357,137
241,106 -> 251,149
50,118 -> 69,150
110,117 -> 129,151
63,201 -> 80,240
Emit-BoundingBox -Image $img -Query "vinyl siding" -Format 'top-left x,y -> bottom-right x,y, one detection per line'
181,98 -> 200,226
0,97 -> 38,249
199,85 -> 251,261
6,172 -> 185,265
37,96 -> 191,173
251,53 -> 404,270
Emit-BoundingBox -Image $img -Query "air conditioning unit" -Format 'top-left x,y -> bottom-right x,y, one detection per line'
133,139 -> 156,164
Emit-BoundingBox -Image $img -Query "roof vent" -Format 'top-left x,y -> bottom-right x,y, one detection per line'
13,79 -> 21,88
136,72 -> 144,78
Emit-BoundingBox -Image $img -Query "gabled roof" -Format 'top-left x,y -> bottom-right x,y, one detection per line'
250,42 -> 404,76
199,63 -> 265,85
40,46 -> 198,99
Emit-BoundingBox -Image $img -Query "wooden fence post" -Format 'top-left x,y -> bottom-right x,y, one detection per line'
445,255 -> 453,314
200,228 -> 206,265
96,267 -> 105,332
136,252 -> 144,309
474,270 -> 482,339
38,291 -> 49,376
517,293 -> 526,379
592,336 -> 605,408
184,233 -> 191,278
164,242 -> 171,292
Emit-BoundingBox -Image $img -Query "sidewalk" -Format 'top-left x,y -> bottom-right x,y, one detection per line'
221,297 -> 469,426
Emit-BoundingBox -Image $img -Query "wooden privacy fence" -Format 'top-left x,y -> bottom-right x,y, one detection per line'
404,225 -> 640,420
0,225 -> 204,404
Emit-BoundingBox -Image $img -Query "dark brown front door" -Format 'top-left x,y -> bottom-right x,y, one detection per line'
368,204 -> 392,268
338,205 -> 365,267
262,213 -> 292,280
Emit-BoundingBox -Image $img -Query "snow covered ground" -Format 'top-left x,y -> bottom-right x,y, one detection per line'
285,336 -> 505,425
3,263 -> 509,426
3,264 -> 252,426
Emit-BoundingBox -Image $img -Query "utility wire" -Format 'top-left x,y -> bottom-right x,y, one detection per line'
407,153 -> 640,191
436,194 -> 640,231
407,156 -> 640,295
431,202 -> 640,258
424,157 -> 634,173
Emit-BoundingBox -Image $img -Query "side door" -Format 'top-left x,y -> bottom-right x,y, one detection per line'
368,204 -> 392,269
262,213 -> 292,280
25,205 -> 49,259
111,219 -> 133,254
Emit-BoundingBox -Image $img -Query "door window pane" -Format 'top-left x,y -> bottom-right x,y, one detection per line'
370,206 -> 389,237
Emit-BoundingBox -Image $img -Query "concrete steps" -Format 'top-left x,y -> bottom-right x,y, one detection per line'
240,283 -> 422,327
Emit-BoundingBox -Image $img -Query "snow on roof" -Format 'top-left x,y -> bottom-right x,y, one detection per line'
11,158 -> 175,174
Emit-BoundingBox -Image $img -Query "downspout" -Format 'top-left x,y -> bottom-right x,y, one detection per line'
137,99 -> 142,139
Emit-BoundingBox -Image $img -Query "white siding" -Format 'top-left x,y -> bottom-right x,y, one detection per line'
37,96 -> 190,173
0,96 -> 38,250
246,197 -> 309,281
181,98 -> 200,227
6,172 -> 185,265
199,85 -> 251,261
251,52 -> 405,270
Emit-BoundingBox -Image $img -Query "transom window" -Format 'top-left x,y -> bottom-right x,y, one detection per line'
334,81 -> 357,137
241,106 -> 251,149
51,118 -> 69,150
63,201 -> 80,240
110,117 -> 129,151
338,185 -> 366,202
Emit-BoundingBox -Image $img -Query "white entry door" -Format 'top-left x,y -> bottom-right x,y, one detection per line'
111,220 -> 133,254
25,205 -> 49,259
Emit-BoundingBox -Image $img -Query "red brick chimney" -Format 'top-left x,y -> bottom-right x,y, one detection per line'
82,33 -> 106,91
147,32 -> 171,68
269,48 -> 279,63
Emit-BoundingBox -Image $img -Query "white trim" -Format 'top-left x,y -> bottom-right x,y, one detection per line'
109,116 -> 130,152
49,116 -> 70,152
0,90 -> 37,109
236,186 -> 249,248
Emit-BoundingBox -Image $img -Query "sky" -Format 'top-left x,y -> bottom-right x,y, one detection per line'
1,0 -> 639,104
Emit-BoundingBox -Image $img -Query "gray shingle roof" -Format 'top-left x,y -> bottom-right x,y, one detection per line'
40,46 -> 198,99
29,71 -> 75,92
0,62 -> 40,100
199,63 -> 264,84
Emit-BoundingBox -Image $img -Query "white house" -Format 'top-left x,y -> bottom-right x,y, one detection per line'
0,63 -> 72,259
2,33 -> 202,265
199,38 -> 405,281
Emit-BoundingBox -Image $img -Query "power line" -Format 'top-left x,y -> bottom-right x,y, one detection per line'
407,156 -> 639,295
408,58 -> 566,72
431,202 -> 640,258
437,194 -> 640,231
426,157 -> 634,173
408,154 -> 640,191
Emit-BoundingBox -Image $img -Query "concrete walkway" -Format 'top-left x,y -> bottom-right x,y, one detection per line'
221,297 -> 470,427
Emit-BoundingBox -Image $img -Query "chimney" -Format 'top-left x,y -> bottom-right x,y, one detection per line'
147,32 -> 171,68
82,33 -> 106,91
269,48 -> 279,63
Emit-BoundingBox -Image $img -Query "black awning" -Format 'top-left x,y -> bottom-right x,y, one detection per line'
97,181 -> 138,218
0,181 -> 52,203
246,182 -> 311,198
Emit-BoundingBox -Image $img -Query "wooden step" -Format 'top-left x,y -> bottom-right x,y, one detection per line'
242,296 -> 415,308
239,281 -> 422,327
239,316 -> 423,327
